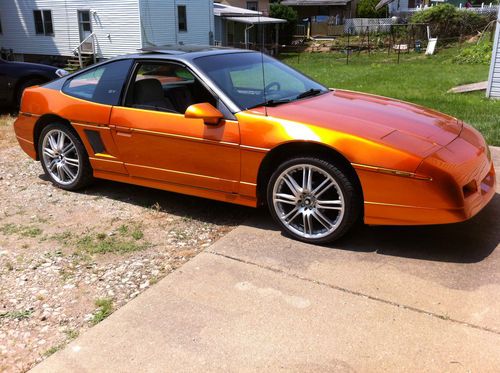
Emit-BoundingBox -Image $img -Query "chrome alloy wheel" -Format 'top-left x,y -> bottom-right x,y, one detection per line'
272,164 -> 345,239
41,129 -> 80,185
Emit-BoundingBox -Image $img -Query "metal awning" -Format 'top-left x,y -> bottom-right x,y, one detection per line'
226,16 -> 286,24
281,0 -> 350,5
214,3 -> 262,17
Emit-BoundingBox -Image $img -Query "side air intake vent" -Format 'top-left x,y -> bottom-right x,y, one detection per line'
84,130 -> 106,154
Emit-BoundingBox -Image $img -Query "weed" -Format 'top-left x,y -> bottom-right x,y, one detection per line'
5,261 -> 14,271
51,231 -> 73,245
91,298 -> 113,325
21,227 -> 42,238
0,223 -> 18,235
64,329 -> 79,340
0,223 -> 42,238
43,344 -> 63,357
0,309 -> 33,320
131,226 -> 144,240
118,224 -> 145,240
76,232 -> 147,254
44,249 -> 63,260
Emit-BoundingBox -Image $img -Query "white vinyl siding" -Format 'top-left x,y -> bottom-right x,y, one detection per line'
0,0 -> 142,59
138,0 -> 214,47
389,0 -> 409,13
0,0 -> 213,59
487,10 -> 500,98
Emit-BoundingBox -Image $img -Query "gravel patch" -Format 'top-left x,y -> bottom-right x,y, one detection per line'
0,116 -> 250,372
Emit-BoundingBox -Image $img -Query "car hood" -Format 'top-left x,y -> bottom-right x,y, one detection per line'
264,89 -> 462,157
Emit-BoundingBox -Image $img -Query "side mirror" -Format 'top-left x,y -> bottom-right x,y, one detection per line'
184,103 -> 223,125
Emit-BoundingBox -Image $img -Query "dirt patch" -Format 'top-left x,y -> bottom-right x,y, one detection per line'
0,115 -> 250,372
0,115 -> 17,149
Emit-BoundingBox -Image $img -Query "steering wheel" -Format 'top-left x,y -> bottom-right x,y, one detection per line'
265,81 -> 281,92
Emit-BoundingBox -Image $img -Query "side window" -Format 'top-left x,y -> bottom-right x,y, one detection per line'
126,62 -> 216,114
63,59 -> 133,105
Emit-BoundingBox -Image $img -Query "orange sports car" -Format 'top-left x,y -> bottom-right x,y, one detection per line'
14,46 -> 496,244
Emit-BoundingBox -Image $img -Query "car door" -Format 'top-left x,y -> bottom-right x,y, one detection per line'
109,60 -> 241,194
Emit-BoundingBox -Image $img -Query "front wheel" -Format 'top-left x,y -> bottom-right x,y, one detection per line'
38,123 -> 93,190
267,157 -> 361,244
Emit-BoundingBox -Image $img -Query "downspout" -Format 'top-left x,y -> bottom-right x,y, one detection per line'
174,0 -> 178,45
65,0 -> 71,55
245,23 -> 254,49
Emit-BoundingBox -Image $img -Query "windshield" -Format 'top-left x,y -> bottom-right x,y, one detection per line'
194,52 -> 328,110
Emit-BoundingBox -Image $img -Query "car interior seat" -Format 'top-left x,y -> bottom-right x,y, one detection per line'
166,86 -> 195,113
132,79 -> 175,112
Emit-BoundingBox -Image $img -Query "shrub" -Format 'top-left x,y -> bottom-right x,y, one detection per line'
410,4 -> 489,39
453,40 -> 493,64
356,0 -> 388,18
270,3 -> 298,45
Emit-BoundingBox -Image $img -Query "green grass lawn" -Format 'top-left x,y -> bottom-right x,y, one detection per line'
281,46 -> 500,146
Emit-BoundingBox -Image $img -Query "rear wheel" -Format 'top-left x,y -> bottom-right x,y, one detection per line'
38,123 -> 93,190
267,157 -> 361,244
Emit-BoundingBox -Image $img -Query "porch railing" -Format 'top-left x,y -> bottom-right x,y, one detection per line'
72,33 -> 97,68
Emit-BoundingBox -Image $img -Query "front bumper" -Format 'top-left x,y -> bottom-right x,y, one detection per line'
415,124 -> 496,223
363,124 -> 496,225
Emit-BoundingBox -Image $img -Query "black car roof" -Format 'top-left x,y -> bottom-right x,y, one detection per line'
117,45 -> 256,63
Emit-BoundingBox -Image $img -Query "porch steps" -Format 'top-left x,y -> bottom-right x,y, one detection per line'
65,53 -> 94,72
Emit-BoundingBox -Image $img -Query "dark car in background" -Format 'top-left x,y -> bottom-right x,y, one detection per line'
0,58 -> 68,108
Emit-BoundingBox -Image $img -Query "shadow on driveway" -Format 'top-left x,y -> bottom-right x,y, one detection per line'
42,171 -> 499,265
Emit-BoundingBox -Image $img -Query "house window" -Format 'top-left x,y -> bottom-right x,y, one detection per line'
34,10 -> 53,35
247,2 -> 258,11
178,5 -> 187,32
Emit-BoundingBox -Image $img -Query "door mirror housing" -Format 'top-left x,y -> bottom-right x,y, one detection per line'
185,103 -> 224,125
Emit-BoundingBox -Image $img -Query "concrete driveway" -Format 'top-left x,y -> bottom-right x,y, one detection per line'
32,149 -> 500,372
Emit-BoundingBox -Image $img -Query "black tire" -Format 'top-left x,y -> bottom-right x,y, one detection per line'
16,78 -> 44,107
38,123 -> 94,191
266,157 -> 361,244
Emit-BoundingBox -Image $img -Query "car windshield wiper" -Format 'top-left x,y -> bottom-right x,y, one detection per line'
247,98 -> 291,109
296,88 -> 324,100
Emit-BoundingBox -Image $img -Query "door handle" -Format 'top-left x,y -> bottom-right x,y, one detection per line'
110,125 -> 132,137
110,125 -> 132,136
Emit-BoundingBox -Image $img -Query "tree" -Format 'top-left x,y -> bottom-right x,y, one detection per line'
269,3 -> 298,45
356,0 -> 387,18
410,4 -> 489,39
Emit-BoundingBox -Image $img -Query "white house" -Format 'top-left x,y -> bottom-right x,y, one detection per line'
487,7 -> 500,99
0,0 -> 214,62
